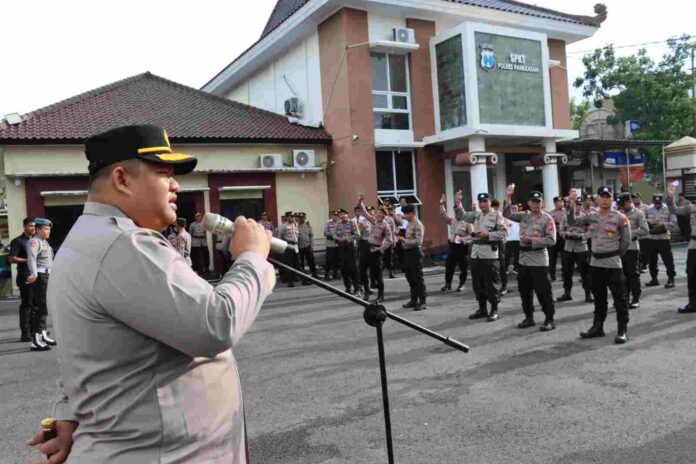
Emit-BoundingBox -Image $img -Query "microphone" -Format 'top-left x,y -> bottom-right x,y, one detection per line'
202,213 -> 296,254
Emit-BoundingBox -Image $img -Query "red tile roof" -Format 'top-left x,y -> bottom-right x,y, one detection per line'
0,72 -> 331,145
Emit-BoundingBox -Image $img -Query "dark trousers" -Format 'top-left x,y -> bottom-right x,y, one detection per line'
191,246 -> 210,274
505,241 -> 520,271
324,247 -> 340,278
622,249 -> 641,302
644,239 -> 676,279
678,215 -> 691,242
444,242 -> 469,285
517,265 -> 555,321
638,239 -> 649,270
687,249 -> 696,307
498,246 -> 508,290
29,273 -> 49,334
358,240 -> 370,292
562,250 -> 590,293
299,246 -> 317,276
590,266 -> 628,327
471,258 -> 500,308
549,237 -> 565,279
281,247 -> 302,283
368,250 -> 385,294
339,244 -> 360,291
383,247 -> 395,275
17,275 -> 33,337
403,248 -> 426,302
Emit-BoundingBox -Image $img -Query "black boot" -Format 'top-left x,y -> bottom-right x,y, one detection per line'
469,306 -> 488,320
402,299 -> 417,309
580,325 -> 605,339
540,318 -> 556,331
628,299 -> 640,310
487,307 -> 499,322
375,290 -> 385,303
678,303 -> 696,314
441,283 -> 452,292
456,281 -> 465,292
517,316 -> 535,328
415,296 -> 428,311
645,278 -> 660,287
614,322 -> 628,344
585,290 -> 594,303
556,292 -> 572,302
664,277 -> 675,289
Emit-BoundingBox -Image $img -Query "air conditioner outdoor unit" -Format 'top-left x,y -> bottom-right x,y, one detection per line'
259,154 -> 283,169
284,97 -> 302,117
293,149 -> 315,168
393,28 -> 415,44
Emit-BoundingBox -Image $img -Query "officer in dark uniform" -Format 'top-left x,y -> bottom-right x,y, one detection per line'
8,217 -> 36,341
395,204 -> 427,310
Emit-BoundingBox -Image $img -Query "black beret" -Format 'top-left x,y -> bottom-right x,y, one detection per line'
617,193 -> 632,203
176,218 -> 186,226
653,194 -> 663,201
402,204 -> 416,214
529,191 -> 543,201
477,193 -> 490,201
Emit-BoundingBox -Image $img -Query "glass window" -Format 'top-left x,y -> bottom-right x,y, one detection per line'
375,150 -> 418,203
371,53 -> 388,92
388,54 -> 407,92
371,53 -> 410,131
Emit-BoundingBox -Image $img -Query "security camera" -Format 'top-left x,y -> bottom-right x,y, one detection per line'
352,134 -> 359,141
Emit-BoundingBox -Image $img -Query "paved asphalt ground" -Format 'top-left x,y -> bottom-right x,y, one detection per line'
3,244 -> 696,464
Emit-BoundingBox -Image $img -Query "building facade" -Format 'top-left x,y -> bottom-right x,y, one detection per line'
0,73 -> 332,280
203,0 -> 605,249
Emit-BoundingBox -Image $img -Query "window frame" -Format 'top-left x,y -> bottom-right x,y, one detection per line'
376,150 -> 421,205
371,53 -> 412,131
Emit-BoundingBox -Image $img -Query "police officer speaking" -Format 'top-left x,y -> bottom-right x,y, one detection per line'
504,185 -> 557,332
27,124 -> 275,462
571,187 -> 632,344
454,190 -> 507,322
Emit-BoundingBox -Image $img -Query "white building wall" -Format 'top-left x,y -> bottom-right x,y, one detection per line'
368,11 -> 405,41
225,31 -> 323,127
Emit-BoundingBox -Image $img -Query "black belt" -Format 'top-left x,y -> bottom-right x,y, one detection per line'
192,235 -> 206,239
690,236 -> 696,240
566,236 -> 583,241
403,246 -> 421,251
631,237 -> 638,242
519,246 -> 547,251
592,250 -> 621,259
286,241 -> 298,245
473,239 -> 498,245
648,231 -> 666,235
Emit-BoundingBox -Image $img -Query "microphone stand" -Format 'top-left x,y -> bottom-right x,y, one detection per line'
267,257 -> 470,464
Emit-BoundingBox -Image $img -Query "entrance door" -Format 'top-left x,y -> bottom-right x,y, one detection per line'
44,204 -> 85,251
220,199 -> 264,221
175,197 -> 197,227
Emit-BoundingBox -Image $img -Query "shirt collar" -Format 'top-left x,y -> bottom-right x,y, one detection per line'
83,201 -> 130,219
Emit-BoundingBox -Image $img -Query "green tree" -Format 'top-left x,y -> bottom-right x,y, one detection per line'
574,35 -> 696,176
569,97 -> 591,130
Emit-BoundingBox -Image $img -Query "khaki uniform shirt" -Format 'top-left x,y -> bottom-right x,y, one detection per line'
401,219 -> 425,249
384,216 -> 397,245
440,205 -> 473,244
259,219 -> 274,232
335,220 -> 359,245
454,206 -> 507,259
324,219 -> 338,248
298,223 -> 313,249
572,208 -> 631,269
667,197 -> 696,250
645,205 -> 675,240
189,221 -> 207,248
49,202 -> 275,463
548,208 -> 565,231
623,207 -> 648,251
504,209 -> 556,267
560,209 -> 589,253
168,229 -> 192,266
27,237 -> 53,275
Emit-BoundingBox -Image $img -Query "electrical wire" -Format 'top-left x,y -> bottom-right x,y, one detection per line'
568,35 -> 694,54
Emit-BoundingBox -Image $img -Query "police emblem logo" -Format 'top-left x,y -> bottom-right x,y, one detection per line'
480,44 -> 495,72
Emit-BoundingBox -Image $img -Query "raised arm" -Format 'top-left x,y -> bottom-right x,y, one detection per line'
453,190 -> 477,223
503,184 -> 525,221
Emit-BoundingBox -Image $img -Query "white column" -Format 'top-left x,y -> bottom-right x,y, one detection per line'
542,139 -> 560,206
469,136 -> 489,201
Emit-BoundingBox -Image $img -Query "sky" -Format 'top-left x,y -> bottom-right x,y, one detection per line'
1,0 -> 694,117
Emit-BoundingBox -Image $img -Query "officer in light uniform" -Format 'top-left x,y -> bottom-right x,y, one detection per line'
548,197 -> 566,281
617,193 -> 648,309
259,211 -> 274,232
644,194 -> 677,288
26,218 -> 57,351
439,193 -> 473,292
297,212 -> 318,281
557,196 -> 593,303
359,197 -> 394,302
323,211 -> 341,281
504,187 -> 557,331
572,186 -> 631,344
335,209 -> 361,296
355,205 -> 373,297
168,218 -> 192,266
666,186 -> 696,313
383,206 -> 398,278
276,211 -> 302,287
29,124 -> 274,462
395,204 -> 427,310
632,193 -> 651,272
189,212 -> 209,274
454,191 -> 507,322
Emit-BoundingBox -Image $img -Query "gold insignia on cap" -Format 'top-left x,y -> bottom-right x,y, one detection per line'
163,130 -> 171,147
